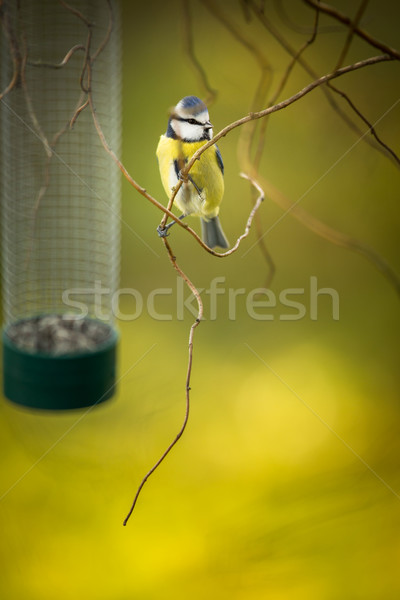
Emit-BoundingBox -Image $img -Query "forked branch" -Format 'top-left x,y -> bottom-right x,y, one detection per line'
303,0 -> 400,60
123,173 -> 264,524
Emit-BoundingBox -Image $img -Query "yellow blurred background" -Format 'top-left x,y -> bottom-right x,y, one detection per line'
1,1 -> 399,598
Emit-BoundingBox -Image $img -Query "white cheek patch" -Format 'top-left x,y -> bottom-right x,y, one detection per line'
172,119 -> 203,141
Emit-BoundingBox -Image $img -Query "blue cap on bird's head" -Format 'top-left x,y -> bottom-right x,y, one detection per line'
176,95 -> 208,116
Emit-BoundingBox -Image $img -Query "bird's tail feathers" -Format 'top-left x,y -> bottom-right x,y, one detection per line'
201,216 -> 229,249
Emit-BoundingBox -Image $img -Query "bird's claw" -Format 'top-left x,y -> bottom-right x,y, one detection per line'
157,224 -> 170,238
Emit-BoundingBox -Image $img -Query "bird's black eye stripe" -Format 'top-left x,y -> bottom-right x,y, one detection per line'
176,117 -> 201,125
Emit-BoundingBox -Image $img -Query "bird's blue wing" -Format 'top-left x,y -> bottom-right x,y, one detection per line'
215,145 -> 224,175
173,159 -> 181,179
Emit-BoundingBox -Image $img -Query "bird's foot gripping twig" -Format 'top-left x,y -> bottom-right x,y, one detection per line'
157,214 -> 186,238
156,224 -> 171,238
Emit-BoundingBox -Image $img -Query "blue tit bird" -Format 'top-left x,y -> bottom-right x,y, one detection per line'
156,95 -> 229,249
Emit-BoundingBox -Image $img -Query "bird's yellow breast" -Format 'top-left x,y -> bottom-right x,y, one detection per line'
156,135 -> 224,219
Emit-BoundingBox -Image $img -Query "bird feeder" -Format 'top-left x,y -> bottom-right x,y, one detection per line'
1,0 -> 121,410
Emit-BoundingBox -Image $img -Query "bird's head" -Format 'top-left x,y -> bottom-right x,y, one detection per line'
167,95 -> 213,141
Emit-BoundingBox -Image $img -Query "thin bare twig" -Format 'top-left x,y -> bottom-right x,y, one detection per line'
0,62 -> 19,101
333,0 -> 369,70
249,0 -> 400,167
58,0 -> 93,28
249,2 -> 320,286
273,0 -> 341,34
201,0 -> 270,72
245,168 -> 400,295
267,0 -> 320,113
123,172 -> 265,524
303,0 -> 400,60
182,0 -> 217,106
79,28 -> 92,93
157,172 -> 265,257
321,0 -> 399,166
69,97 -> 89,128
182,54 -> 394,182
92,0 -> 113,61
248,0 -> 319,175
199,0 -> 272,168
203,0 -> 297,286
1,10 -> 53,159
27,44 -> 85,68
19,33 -> 53,158
123,237 -> 203,525
216,172 -> 265,256
327,83 -> 400,167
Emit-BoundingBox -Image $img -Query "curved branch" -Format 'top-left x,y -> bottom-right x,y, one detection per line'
182,54 -> 393,178
273,0 -> 342,34
303,0 -> 400,60
27,44 -> 85,68
58,0 -> 93,28
332,0 -> 369,70
19,38 -> 53,158
123,238 -> 203,525
201,0 -> 271,71
249,0 -> 400,166
217,173 -> 265,255
92,0 -> 113,61
182,0 -> 217,106
327,83 -> 400,167
243,170 -> 400,295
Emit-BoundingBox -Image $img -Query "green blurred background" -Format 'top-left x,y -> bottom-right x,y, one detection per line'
1,1 -> 399,598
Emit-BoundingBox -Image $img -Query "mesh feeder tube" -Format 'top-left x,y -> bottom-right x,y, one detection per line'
1,1 -> 121,409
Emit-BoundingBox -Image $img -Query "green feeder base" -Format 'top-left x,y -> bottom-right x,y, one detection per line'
2,320 -> 118,410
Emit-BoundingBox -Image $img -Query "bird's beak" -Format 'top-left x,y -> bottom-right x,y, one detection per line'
204,121 -> 213,129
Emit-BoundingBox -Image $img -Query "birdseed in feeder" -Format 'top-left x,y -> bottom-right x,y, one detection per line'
5,315 -> 113,356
